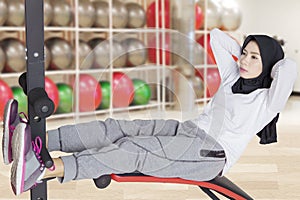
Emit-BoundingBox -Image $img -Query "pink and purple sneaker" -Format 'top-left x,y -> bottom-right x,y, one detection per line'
2,99 -> 19,165
10,122 -> 55,195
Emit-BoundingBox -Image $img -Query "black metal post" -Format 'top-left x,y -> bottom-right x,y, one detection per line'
24,0 -> 53,199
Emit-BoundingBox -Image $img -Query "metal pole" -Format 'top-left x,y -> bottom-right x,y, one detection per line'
24,0 -> 51,199
171,0 -> 196,114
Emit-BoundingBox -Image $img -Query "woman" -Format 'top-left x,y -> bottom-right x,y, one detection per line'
2,28 -> 297,196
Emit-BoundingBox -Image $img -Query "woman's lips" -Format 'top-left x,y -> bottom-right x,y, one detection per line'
240,67 -> 248,72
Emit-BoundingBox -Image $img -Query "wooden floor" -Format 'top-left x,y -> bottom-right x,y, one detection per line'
1,96 -> 300,200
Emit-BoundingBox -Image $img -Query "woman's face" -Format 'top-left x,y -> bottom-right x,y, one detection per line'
239,41 -> 263,79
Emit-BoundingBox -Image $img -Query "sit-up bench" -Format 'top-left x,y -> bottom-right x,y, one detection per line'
94,173 -> 253,200
22,1 -> 253,200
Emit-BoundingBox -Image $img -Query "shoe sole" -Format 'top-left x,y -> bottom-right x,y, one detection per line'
11,123 -> 27,196
2,99 -> 18,165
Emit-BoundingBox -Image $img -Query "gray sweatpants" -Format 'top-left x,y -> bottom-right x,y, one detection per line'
47,118 -> 225,183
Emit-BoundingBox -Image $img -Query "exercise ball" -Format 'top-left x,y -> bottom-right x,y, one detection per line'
44,46 -> 51,70
75,74 -> 102,112
131,79 -> 151,105
197,0 -> 222,30
193,76 -> 204,99
220,0 -> 242,31
0,46 -> 5,72
97,81 -> 110,109
93,1 -> 109,28
88,38 -> 109,68
45,77 -> 60,113
6,0 -> 24,26
112,0 -> 128,28
0,79 -> 13,121
0,38 -> 26,73
197,34 -> 216,64
148,33 -> 171,65
195,4 -> 204,29
46,37 -> 74,70
56,83 -> 73,113
88,38 -> 126,68
121,38 -> 147,67
79,0 -> 96,28
112,40 -> 127,68
79,40 -> 94,70
44,0 -> 53,26
0,0 -> 8,26
11,86 -> 27,114
147,0 -> 170,28
195,68 -> 221,97
112,72 -> 134,107
126,2 -> 146,28
51,0 -> 73,26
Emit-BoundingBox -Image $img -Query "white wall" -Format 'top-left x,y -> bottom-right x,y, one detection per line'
237,0 -> 300,91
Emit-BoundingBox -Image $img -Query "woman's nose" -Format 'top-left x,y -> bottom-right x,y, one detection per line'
240,56 -> 249,65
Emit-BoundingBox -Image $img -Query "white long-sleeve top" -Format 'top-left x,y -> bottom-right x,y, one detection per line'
192,28 -> 298,175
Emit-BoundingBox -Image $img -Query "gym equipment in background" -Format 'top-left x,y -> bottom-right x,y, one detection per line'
148,33 -> 171,65
97,81 -> 111,110
197,0 -> 222,30
121,38 -> 147,67
196,68 -> 221,98
220,0 -> 242,31
197,34 -> 216,64
0,79 -> 13,121
45,77 -> 60,113
43,0 -> 52,26
0,0 -> 8,26
147,0 -> 170,28
51,0 -> 73,27
56,83 -> 73,114
73,74 -> 102,112
45,37 -> 74,70
78,0 -> 96,28
11,86 -> 28,114
93,1 -> 109,28
5,0 -> 25,26
0,46 -> 5,72
112,72 -> 134,108
79,40 -> 95,70
126,2 -> 146,28
112,0 -> 128,28
0,38 -> 26,72
131,79 -> 151,105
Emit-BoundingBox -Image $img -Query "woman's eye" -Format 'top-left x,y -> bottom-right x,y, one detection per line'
241,52 -> 246,55
251,55 -> 258,59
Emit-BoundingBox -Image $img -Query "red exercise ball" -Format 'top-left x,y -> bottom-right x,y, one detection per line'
197,34 -> 216,64
195,4 -> 204,29
112,72 -> 134,108
147,0 -> 170,28
45,77 -> 60,113
0,79 -> 13,121
148,33 -> 171,65
74,74 -> 102,112
195,68 -> 221,98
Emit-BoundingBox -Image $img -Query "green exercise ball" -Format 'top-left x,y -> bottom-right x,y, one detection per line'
131,79 -> 151,105
98,81 -> 110,109
56,83 -> 73,114
11,86 -> 27,114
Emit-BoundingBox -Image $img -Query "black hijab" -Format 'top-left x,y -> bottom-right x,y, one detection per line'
232,35 -> 284,144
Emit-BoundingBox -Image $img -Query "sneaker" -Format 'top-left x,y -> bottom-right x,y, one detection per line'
10,123 -> 54,195
2,99 -> 19,165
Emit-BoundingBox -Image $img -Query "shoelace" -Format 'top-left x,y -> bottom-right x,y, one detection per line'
30,136 -> 55,189
32,136 -> 56,171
